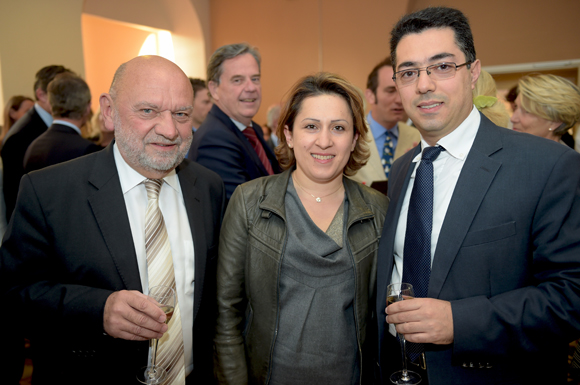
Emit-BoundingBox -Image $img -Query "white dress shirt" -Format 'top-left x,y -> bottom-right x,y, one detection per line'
389,106 -> 480,336
113,144 -> 195,375
52,119 -> 81,135
231,117 -> 249,131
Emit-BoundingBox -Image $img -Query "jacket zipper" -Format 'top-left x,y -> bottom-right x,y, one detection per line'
346,212 -> 375,384
265,213 -> 288,385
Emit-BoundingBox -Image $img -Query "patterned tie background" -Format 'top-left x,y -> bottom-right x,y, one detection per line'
381,131 -> 395,178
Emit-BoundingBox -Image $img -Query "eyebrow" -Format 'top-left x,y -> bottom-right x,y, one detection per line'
134,102 -> 193,112
397,52 -> 456,70
230,74 -> 261,80
134,102 -> 160,109
300,118 -> 350,123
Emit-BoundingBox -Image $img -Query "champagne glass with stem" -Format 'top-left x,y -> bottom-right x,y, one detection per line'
387,282 -> 421,385
136,285 -> 176,385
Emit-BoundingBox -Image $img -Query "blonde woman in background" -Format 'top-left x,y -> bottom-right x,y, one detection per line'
511,74 -> 580,148
90,107 -> 114,147
80,107 -> 114,147
472,69 -> 510,128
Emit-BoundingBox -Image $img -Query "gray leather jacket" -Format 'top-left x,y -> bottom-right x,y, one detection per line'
215,169 -> 389,384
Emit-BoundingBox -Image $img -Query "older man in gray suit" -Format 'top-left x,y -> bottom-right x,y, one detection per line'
376,6 -> 580,385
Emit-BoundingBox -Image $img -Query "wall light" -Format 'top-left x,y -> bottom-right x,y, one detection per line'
138,31 -> 175,61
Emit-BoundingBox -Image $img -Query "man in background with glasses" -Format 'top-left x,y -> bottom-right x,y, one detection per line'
376,6 -> 580,385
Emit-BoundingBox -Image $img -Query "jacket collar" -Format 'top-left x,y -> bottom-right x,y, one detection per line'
259,167 -> 375,225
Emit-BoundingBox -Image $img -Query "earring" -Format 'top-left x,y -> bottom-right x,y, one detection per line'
548,127 -> 554,131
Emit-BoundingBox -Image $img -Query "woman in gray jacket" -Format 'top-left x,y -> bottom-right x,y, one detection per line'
215,72 -> 389,385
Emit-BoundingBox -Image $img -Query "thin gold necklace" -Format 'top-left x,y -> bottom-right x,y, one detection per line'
293,176 -> 343,203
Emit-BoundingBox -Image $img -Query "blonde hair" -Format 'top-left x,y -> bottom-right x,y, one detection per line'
518,74 -> 580,136
472,70 -> 510,128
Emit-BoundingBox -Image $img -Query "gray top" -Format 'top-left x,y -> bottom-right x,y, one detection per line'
270,177 -> 359,385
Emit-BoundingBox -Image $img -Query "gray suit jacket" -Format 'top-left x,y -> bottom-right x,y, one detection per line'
376,114 -> 580,384
0,144 -> 226,385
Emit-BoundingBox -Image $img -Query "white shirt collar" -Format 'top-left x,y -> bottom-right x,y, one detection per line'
414,105 -> 480,162
113,142 -> 179,194
52,119 -> 81,135
34,103 -> 53,127
230,118 -> 249,131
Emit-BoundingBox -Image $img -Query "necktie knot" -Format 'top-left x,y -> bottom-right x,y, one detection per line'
244,126 -> 257,139
144,179 -> 163,200
421,145 -> 445,163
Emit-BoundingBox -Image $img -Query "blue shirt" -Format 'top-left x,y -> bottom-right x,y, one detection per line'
34,103 -> 53,128
367,112 -> 398,156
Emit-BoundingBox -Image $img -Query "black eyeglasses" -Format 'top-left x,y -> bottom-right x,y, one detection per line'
392,62 -> 472,86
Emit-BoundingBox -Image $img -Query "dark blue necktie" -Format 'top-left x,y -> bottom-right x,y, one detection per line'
402,145 -> 445,361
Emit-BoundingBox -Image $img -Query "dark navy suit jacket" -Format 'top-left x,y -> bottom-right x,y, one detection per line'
376,114 -> 580,384
1,106 -> 48,221
23,123 -> 102,173
187,104 -> 280,200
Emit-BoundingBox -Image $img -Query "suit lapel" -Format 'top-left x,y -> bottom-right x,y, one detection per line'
377,145 -> 418,365
377,146 -> 420,300
212,106 -> 269,175
87,145 -> 142,291
429,117 -> 503,298
176,162 -> 206,320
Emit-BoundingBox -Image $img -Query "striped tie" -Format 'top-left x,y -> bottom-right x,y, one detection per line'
243,126 -> 274,175
144,179 -> 185,385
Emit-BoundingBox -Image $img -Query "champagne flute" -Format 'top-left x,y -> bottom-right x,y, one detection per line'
387,282 -> 421,385
136,285 -> 176,385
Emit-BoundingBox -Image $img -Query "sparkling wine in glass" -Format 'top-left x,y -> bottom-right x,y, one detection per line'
387,282 -> 421,385
136,285 -> 176,385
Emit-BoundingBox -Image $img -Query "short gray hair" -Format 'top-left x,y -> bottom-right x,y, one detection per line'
207,43 -> 261,85
48,73 -> 91,120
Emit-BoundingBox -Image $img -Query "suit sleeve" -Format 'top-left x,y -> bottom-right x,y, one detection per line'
451,149 -> 580,359
0,174 -> 112,337
1,136 -> 26,222
214,185 -> 250,384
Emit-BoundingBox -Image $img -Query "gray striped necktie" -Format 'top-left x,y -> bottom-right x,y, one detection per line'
144,179 -> 185,385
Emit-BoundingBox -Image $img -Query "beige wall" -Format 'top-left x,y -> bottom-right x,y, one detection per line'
210,0 -> 580,125
83,0 -> 207,78
210,0 -> 409,126
0,0 -> 85,125
0,0 -> 209,125
83,0 -> 208,113
81,14 -> 153,113
1,0 -> 578,126
409,0 -> 580,66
